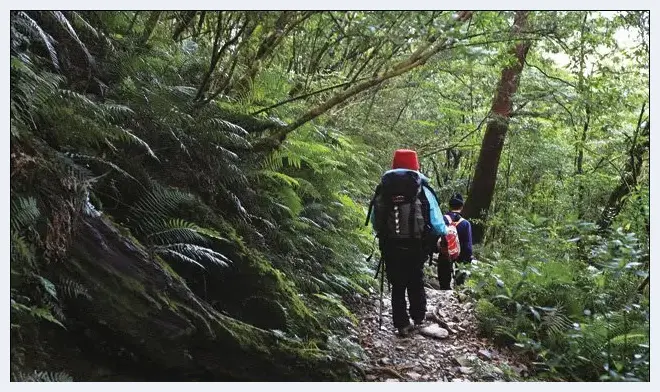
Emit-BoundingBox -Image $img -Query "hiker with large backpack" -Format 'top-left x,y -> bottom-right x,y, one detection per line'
366,149 -> 447,336
438,193 -> 473,288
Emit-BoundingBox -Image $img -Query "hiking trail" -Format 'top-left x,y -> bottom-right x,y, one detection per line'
356,279 -> 531,382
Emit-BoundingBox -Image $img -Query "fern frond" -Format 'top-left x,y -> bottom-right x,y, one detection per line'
13,12 -> 59,70
541,306 -> 573,338
59,278 -> 92,300
67,11 -> 99,39
10,196 -> 40,232
214,145 -> 239,161
57,89 -> 97,111
10,231 -> 36,269
165,85 -> 198,98
296,178 -> 322,199
48,11 -> 95,68
66,153 -> 140,183
36,275 -> 58,300
102,102 -> 135,121
216,132 -> 252,149
259,170 -> 300,188
154,247 -> 206,270
156,243 -> 233,269
14,370 -> 73,382
205,118 -> 248,136
608,331 -> 648,346
130,187 -> 198,225
112,128 -> 159,161
261,152 -> 285,172
216,185 -> 248,217
29,306 -> 65,328
147,219 -> 209,245
219,161 -> 249,187
313,292 -> 357,324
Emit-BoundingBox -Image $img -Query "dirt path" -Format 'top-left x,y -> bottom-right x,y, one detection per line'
356,283 -> 531,382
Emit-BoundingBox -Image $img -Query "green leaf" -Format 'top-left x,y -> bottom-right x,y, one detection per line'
37,276 -> 58,300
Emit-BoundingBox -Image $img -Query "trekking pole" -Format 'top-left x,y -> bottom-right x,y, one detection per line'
378,258 -> 385,329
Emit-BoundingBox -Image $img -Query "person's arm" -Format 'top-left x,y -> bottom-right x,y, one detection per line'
458,220 -> 473,261
423,187 -> 448,236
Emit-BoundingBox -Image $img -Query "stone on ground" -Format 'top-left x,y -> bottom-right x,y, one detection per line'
419,324 -> 449,339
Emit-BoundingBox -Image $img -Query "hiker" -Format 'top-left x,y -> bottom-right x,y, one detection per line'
367,149 -> 447,335
438,193 -> 473,288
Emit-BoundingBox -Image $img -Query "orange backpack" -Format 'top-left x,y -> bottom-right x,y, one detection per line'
439,214 -> 462,260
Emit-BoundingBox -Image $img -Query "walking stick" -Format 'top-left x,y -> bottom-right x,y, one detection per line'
374,256 -> 385,329
378,258 -> 385,329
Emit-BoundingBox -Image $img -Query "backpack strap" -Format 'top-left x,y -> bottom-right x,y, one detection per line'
446,213 -> 464,227
444,214 -> 453,226
422,183 -> 440,204
420,184 -> 438,232
364,184 -> 381,226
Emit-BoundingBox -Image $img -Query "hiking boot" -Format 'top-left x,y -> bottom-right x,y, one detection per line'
397,324 -> 414,336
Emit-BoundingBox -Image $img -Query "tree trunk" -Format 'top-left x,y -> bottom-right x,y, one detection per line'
172,11 -> 198,41
575,12 -> 590,220
139,11 -> 163,46
462,11 -> 532,244
597,105 -> 649,232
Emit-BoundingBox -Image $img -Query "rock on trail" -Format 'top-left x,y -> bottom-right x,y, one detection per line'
355,286 -> 530,382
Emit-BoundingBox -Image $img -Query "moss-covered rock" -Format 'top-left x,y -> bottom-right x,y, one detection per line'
57,214 -> 360,381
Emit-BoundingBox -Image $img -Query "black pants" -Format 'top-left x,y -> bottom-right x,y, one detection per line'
382,240 -> 427,329
437,255 -> 469,289
437,253 -> 453,290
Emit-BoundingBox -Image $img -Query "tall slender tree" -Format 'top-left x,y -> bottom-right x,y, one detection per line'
462,11 -> 532,244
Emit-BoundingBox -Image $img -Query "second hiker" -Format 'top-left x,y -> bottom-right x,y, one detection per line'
367,149 -> 447,336
438,193 -> 473,288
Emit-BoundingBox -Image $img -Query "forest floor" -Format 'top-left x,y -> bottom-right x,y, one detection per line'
356,277 -> 532,382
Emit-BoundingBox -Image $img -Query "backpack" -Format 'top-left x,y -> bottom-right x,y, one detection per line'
439,214 -> 463,260
365,170 -> 431,240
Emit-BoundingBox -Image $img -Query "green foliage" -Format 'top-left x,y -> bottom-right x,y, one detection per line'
466,223 -> 649,381
13,370 -> 74,382
10,9 -> 648,381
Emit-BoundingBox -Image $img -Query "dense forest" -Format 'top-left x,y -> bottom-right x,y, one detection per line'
10,10 -> 649,382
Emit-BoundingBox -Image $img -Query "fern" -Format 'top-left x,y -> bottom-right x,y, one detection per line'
101,102 -> 135,121
111,127 -> 159,160
65,153 -> 141,185
541,306 -> 573,338
608,332 -> 648,346
47,11 -> 95,68
11,196 -> 40,232
147,218 -> 230,246
204,117 -> 249,136
313,293 -> 357,324
12,12 -> 59,70
11,232 -> 36,270
129,186 -> 198,229
155,243 -> 233,269
58,278 -> 92,300
259,170 -> 300,188
29,306 -> 65,328
36,276 -> 58,300
14,370 -> 73,382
